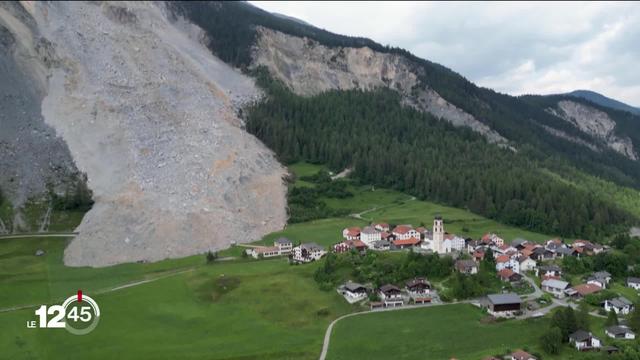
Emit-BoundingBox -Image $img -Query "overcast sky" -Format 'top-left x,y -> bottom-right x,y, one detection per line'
250,1 -> 640,107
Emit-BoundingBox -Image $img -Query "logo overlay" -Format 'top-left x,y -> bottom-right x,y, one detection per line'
27,290 -> 101,335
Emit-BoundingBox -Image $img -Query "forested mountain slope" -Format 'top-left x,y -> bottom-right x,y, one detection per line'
171,1 -> 640,238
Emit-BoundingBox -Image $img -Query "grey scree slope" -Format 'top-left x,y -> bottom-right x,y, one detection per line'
20,2 -> 286,266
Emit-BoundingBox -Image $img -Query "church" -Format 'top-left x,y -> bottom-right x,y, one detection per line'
421,215 -> 459,254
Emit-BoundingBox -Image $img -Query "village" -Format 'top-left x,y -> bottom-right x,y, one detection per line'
246,215 -> 640,358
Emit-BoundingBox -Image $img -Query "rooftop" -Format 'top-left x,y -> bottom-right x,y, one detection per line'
487,293 -> 522,305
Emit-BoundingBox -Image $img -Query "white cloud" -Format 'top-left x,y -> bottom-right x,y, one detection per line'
250,1 -> 640,106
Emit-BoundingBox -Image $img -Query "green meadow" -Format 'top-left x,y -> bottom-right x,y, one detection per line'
327,304 -> 608,360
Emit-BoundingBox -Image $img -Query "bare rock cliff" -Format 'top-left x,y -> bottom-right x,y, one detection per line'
15,2 -> 286,266
551,100 -> 637,160
252,27 -> 507,144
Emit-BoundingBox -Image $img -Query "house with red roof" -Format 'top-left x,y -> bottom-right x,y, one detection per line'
393,237 -> 421,249
342,227 -> 361,240
392,225 -> 420,240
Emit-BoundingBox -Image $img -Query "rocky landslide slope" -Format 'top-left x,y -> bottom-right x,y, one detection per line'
252,27 -> 507,144
549,100 -> 637,160
7,2 -> 286,266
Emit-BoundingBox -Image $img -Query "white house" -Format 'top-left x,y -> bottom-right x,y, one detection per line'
569,330 -> 601,351
541,279 -> 570,298
496,255 -> 520,274
518,256 -> 537,272
341,281 -> 369,302
606,325 -> 636,340
448,235 -> 466,252
360,226 -> 382,247
247,246 -> 280,259
587,271 -> 612,289
342,227 -> 361,240
373,223 -> 389,232
379,284 -> 404,307
536,265 -> 562,278
628,277 -> 640,290
274,237 -> 293,255
482,233 -> 504,246
291,243 -> 327,263
392,225 -> 420,240
604,297 -> 634,315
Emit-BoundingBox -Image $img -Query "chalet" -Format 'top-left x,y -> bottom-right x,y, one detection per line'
531,247 -> 555,261
510,350 -> 537,360
518,256 -> 537,272
496,255 -> 520,273
392,225 -> 420,240
343,227 -> 361,241
511,238 -> 529,249
485,293 -> 522,317
333,240 -> 367,253
360,226 -> 381,246
555,247 -> 578,258
374,223 -> 389,232
274,237 -> 293,254
291,243 -> 327,263
605,325 -> 636,340
545,238 -> 564,251
482,233 -> 504,246
572,240 -> 604,256
628,277 -> 640,290
587,271 -> 611,289
569,283 -> 602,299
541,279 -> 570,298
569,330 -> 601,351
455,259 -> 478,274
379,284 -> 404,307
604,297 -> 634,315
536,265 -> 562,278
393,237 -> 421,249
372,240 -> 391,251
247,246 -> 280,259
498,268 -> 523,283
405,278 -> 431,303
341,281 -> 369,301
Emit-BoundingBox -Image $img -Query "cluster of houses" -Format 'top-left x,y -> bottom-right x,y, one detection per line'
245,237 -> 328,263
338,277 -> 436,308
335,216 -> 465,254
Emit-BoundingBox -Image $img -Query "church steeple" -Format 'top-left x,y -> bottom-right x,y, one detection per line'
433,215 -> 444,253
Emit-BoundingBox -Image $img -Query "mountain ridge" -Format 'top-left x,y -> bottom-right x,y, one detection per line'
566,89 -> 640,115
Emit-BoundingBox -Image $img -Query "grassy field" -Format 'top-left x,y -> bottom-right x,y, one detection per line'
327,304 -> 608,360
0,256 -> 355,360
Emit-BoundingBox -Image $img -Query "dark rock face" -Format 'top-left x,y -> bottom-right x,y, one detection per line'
0,9 -> 78,208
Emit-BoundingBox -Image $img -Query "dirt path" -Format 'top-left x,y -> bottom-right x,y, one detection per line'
0,267 -> 195,314
0,232 -> 77,240
350,195 -> 416,222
